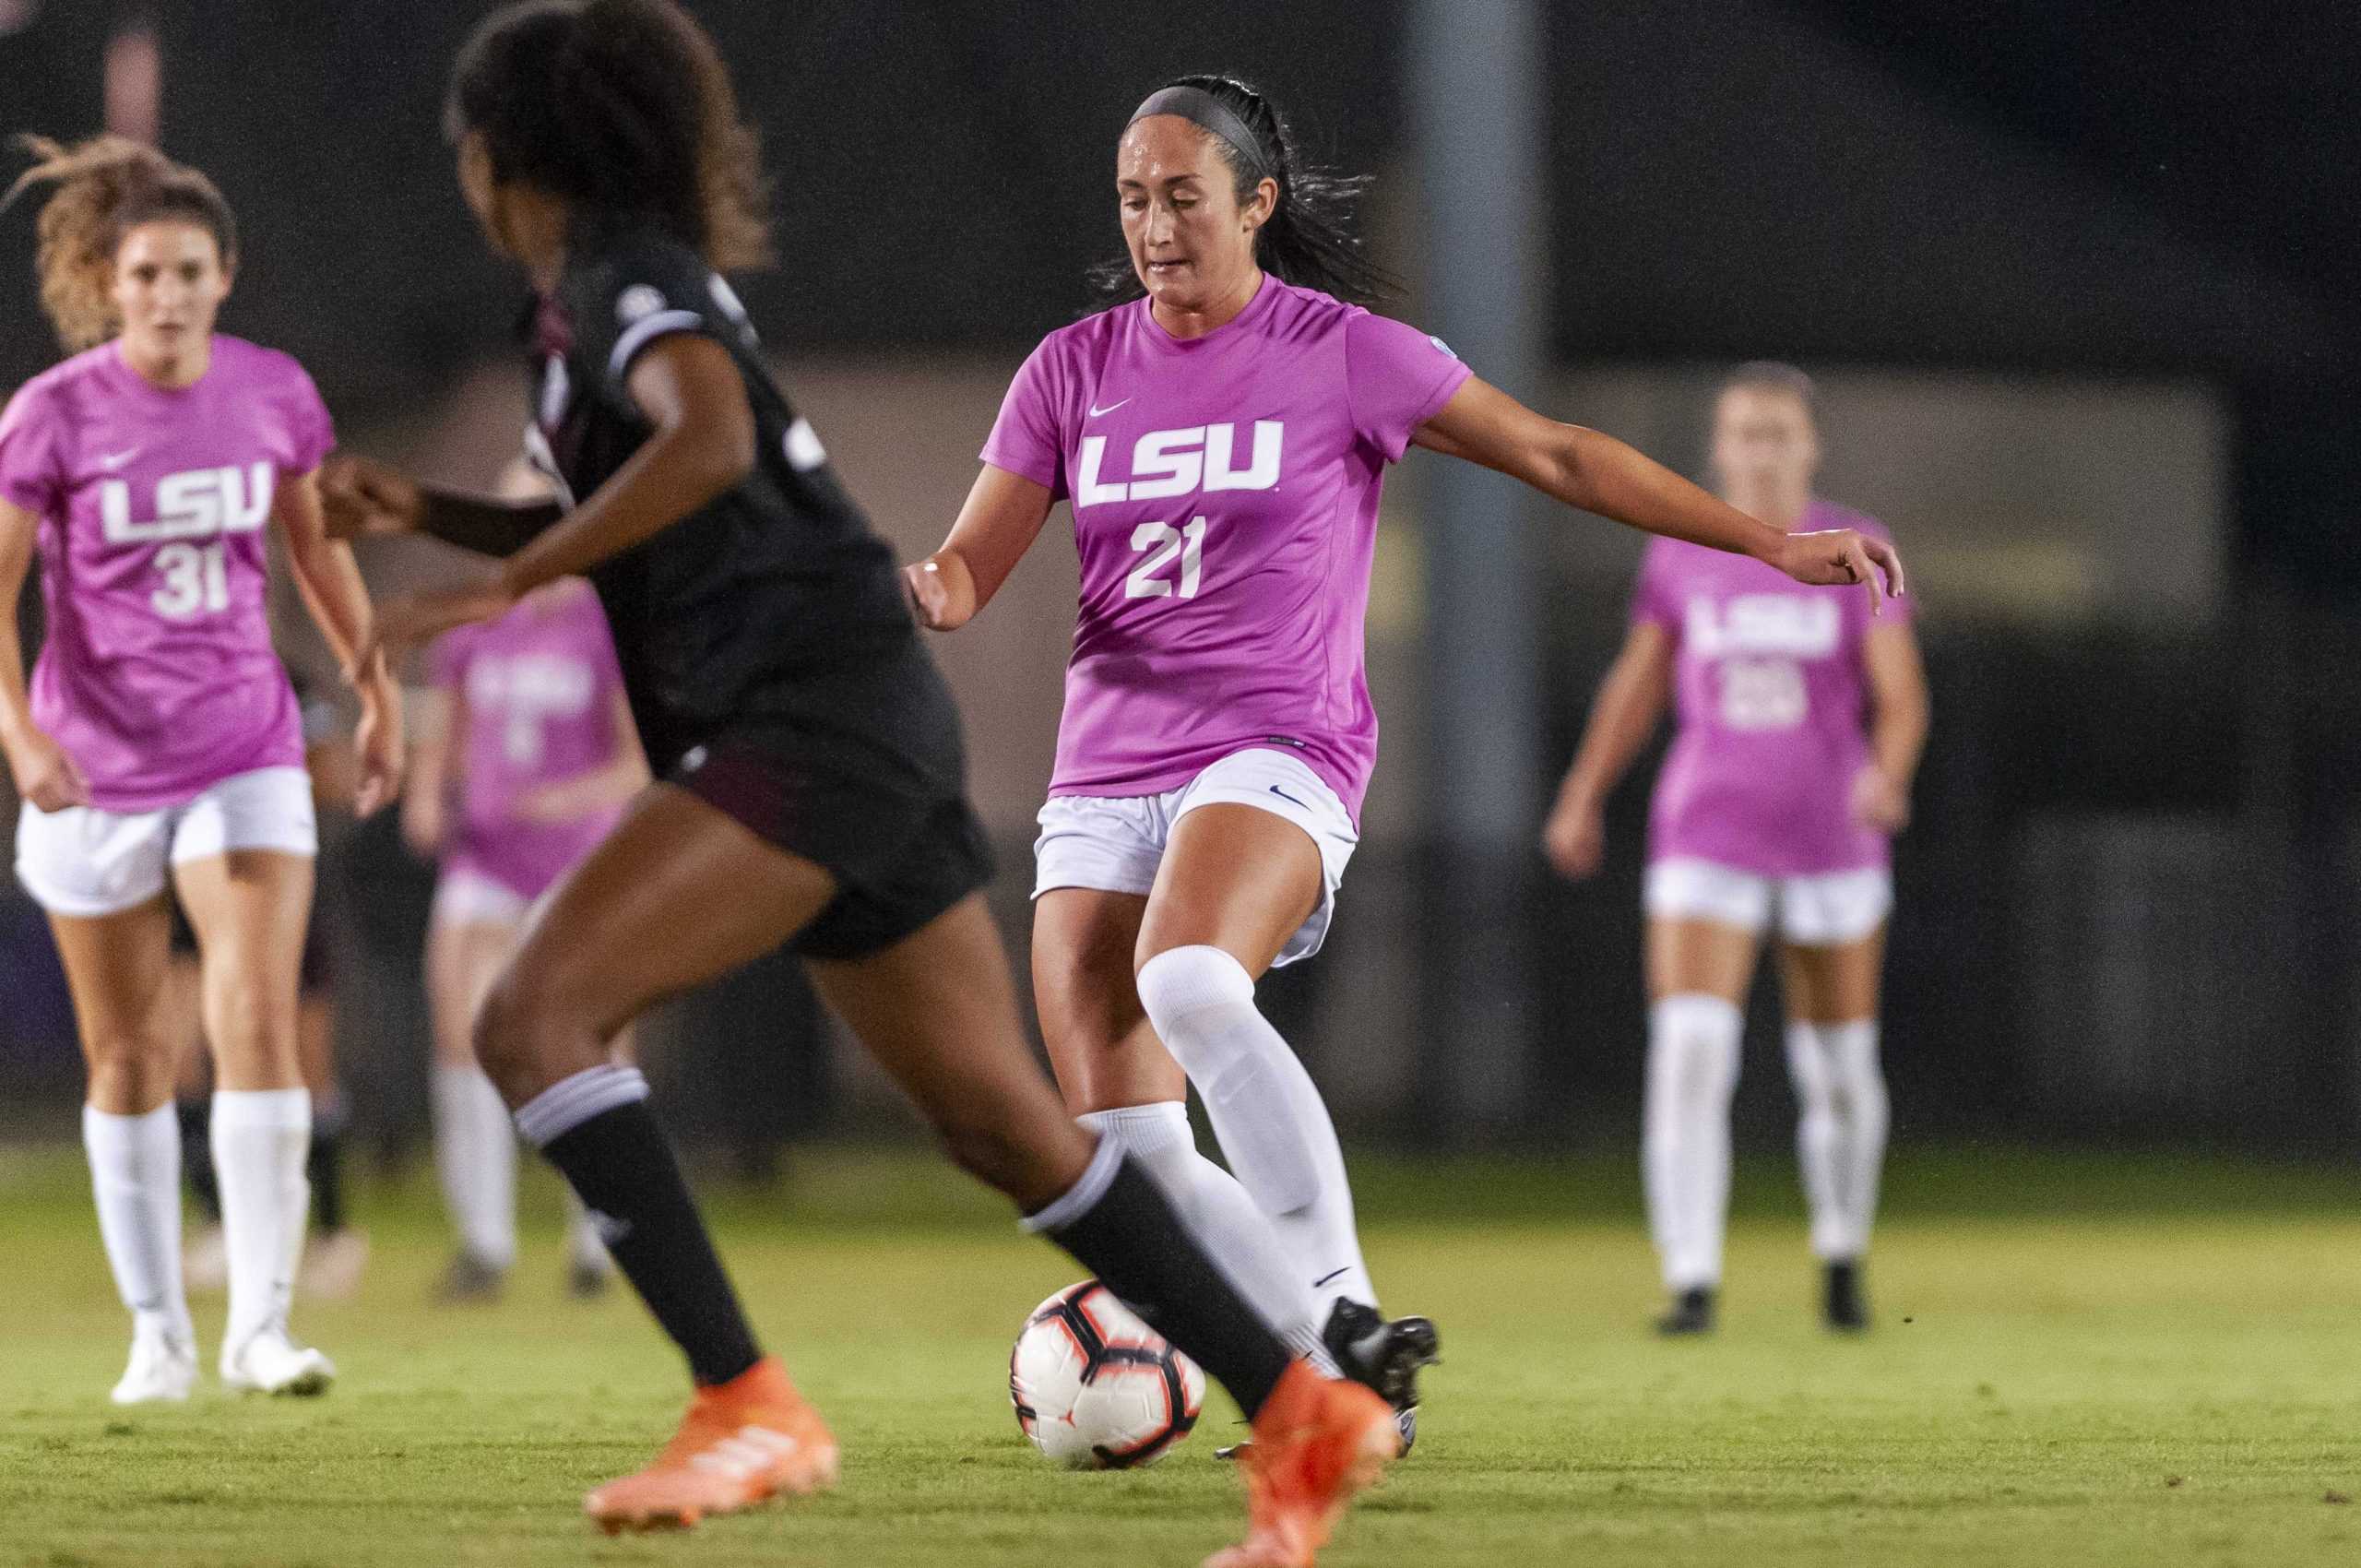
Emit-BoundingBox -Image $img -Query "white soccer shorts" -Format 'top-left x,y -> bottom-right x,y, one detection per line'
1643,856 -> 1892,945
1032,748 -> 1359,967
15,766 -> 317,919
429,863 -> 535,930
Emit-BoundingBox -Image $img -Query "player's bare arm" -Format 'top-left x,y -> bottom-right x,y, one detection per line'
1412,375 -> 1905,612
908,464 -> 1055,631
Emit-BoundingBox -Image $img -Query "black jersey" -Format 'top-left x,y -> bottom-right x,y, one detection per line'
524,223 -> 915,770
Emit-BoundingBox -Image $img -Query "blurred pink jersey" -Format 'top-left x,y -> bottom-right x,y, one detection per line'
432,578 -> 631,897
1633,500 -> 1912,876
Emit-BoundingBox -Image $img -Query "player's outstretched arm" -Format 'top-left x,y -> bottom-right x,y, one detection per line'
1411,375 -> 1904,613
907,464 -> 1056,631
496,334 -> 756,594
1543,621 -> 1673,881
277,468 -> 405,815
319,454 -> 564,557
351,336 -> 757,672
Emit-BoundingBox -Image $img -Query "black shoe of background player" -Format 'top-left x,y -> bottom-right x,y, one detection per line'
1655,1286 -> 1715,1336
432,1250 -> 506,1305
1823,1259 -> 1869,1333
568,1255 -> 615,1301
1323,1299 -> 1440,1455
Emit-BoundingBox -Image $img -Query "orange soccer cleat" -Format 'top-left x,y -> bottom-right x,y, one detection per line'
1204,1360 -> 1401,1568
584,1356 -> 839,1534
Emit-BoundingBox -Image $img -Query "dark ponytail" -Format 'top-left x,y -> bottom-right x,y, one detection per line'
1093,74 -> 1394,307
446,0 -> 770,270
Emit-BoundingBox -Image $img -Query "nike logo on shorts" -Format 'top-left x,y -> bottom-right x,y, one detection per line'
1269,785 -> 1308,809
1312,1267 -> 1350,1289
1087,398 -> 1132,418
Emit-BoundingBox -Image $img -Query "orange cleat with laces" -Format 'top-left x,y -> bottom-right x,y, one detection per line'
1204,1360 -> 1400,1568
584,1357 -> 839,1534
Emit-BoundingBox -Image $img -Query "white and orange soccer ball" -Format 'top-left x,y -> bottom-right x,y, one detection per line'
1009,1280 -> 1206,1468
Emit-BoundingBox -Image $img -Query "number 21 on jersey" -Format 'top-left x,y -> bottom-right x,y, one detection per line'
1126,517 -> 1207,600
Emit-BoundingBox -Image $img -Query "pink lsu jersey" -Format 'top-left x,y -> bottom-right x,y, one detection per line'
432,578 -> 631,898
1634,501 -> 1913,876
981,276 -> 1470,823
0,337 -> 331,811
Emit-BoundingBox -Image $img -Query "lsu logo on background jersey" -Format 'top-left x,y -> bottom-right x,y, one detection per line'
99,463 -> 274,544
1687,594 -> 1840,732
1075,422 -> 1284,507
1684,594 -> 1841,660
469,652 -> 597,767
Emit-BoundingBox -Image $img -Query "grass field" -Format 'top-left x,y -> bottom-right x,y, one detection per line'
6,1143 -> 2361,1568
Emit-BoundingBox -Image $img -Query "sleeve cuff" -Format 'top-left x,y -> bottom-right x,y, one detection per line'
609,310 -> 710,385
979,449 -> 1062,497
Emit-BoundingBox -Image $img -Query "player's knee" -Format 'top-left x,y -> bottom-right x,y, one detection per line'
83,1032 -> 176,1113
1133,944 -> 1255,1080
923,1096 -> 1045,1200
470,967 -> 575,1094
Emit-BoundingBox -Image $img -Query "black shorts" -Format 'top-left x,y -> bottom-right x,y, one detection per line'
670,641 -> 993,962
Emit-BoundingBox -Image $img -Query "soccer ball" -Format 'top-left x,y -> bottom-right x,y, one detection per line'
1009,1280 -> 1206,1468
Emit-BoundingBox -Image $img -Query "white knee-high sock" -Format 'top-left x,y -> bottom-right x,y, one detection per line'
1134,945 -> 1375,1322
1786,1019 -> 1888,1261
1080,1102 -> 1334,1371
82,1103 -> 194,1344
1644,995 -> 1744,1291
211,1088 -> 311,1350
431,1062 -> 517,1270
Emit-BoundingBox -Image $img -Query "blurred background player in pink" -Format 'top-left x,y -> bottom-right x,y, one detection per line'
406,569 -> 644,1301
0,136 -> 401,1401
909,77 -> 1904,1450
1545,362 -> 1930,1336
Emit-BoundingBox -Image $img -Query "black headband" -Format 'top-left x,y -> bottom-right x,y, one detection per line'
1128,85 -> 1273,181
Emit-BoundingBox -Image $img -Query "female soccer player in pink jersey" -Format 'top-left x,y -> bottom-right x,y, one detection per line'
0,137 -> 401,1401
1543,363 -> 1930,1336
322,8 -> 1408,1553
406,576 -> 643,1301
908,77 -> 1904,1443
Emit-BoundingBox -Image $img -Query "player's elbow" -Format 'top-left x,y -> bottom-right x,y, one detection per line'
1538,424 -> 1603,512
698,422 -> 759,495
663,417 -> 757,505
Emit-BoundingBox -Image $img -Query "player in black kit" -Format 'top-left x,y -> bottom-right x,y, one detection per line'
323,4 -> 1398,1562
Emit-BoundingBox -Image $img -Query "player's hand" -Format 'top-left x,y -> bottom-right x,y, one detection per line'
320,454 -> 425,540
902,553 -> 974,632
352,676 -> 406,818
1773,529 -> 1904,615
5,729 -> 91,814
350,583 -> 516,678
1850,762 -> 1910,835
1542,800 -> 1607,881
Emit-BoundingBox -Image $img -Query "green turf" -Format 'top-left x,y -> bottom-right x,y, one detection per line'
5,1144 -> 2361,1567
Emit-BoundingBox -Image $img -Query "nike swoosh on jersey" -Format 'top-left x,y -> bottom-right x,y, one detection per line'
1087,398 -> 1132,418
100,449 -> 139,469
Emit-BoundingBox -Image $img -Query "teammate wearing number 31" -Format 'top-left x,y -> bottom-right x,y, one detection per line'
908,76 -> 1905,1447
0,137 -> 401,1404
